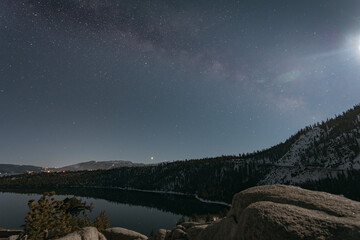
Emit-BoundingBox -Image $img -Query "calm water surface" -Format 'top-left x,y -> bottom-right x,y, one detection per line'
0,188 -> 228,236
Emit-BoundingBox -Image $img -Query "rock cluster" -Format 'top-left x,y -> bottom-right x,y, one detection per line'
57,227 -> 106,240
7,185 -> 360,240
149,222 -> 209,240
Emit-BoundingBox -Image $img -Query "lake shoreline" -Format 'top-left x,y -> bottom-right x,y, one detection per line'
77,185 -> 232,207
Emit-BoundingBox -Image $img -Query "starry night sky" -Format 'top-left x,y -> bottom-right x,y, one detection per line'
1,0 -> 360,167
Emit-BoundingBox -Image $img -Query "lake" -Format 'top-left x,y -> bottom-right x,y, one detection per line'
0,188 -> 229,236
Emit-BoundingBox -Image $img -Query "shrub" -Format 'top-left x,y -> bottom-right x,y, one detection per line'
23,192 -> 110,239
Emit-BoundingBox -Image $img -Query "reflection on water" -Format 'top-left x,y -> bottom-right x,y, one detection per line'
0,188 -> 228,235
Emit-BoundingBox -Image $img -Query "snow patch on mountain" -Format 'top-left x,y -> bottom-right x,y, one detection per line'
260,123 -> 360,185
276,127 -> 322,167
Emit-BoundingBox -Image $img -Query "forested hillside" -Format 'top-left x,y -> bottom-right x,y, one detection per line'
1,104 -> 360,203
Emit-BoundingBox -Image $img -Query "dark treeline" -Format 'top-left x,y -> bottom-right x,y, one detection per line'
301,170 -> 360,201
0,159 -> 267,203
1,104 -> 360,202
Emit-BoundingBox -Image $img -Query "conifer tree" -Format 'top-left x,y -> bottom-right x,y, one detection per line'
23,192 -> 110,240
93,211 -> 110,231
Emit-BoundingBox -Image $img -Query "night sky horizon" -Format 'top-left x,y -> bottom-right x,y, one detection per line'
1,1 -> 360,167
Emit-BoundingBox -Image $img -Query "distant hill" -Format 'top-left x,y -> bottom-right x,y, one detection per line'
0,160 -> 145,175
0,164 -> 42,174
51,160 -> 145,172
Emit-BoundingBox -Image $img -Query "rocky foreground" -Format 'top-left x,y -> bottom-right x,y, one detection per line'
6,185 -> 360,240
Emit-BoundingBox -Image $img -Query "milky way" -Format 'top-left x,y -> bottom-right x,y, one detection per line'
1,0 -> 360,166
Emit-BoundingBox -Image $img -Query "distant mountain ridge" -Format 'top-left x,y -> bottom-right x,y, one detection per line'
0,164 -> 42,174
51,160 -> 145,171
0,160 -> 145,174
1,104 -> 360,203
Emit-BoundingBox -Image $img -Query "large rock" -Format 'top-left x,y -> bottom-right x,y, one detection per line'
7,235 -> 20,240
229,184 -> 360,221
196,185 -> 360,240
57,227 -> 106,240
186,225 -> 208,240
103,227 -> 148,240
196,217 -> 238,240
170,228 -> 186,240
238,200 -> 360,240
149,229 -> 168,240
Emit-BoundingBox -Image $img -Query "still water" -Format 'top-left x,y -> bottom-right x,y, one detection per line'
0,188 -> 228,236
